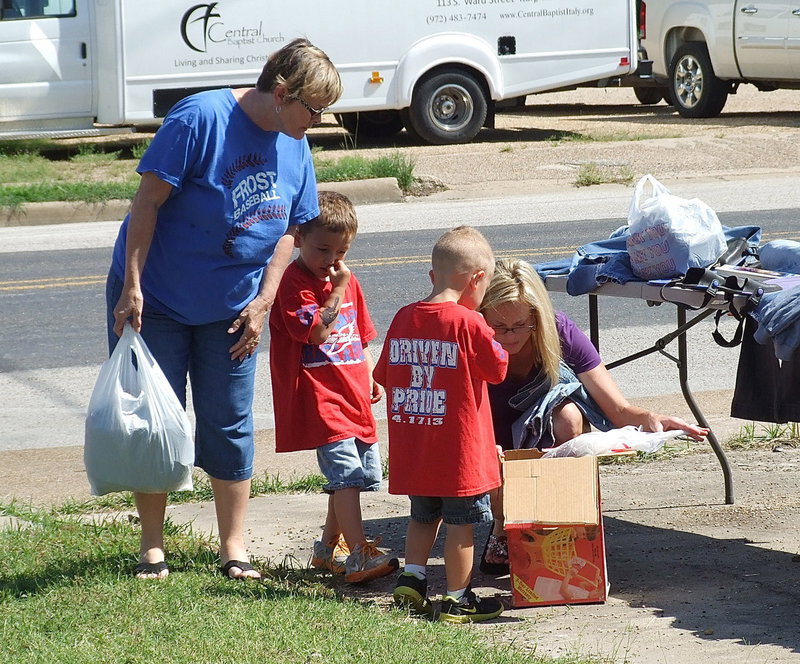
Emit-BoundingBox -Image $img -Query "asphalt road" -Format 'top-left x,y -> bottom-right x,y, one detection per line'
2,208 -> 798,371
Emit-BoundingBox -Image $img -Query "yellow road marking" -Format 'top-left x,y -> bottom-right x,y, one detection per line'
0,230 -> 789,294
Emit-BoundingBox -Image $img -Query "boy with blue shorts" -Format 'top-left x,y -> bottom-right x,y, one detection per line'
269,191 -> 397,584
374,226 -> 509,622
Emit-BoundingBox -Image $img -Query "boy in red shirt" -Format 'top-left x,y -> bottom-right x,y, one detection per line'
269,191 -> 397,584
373,226 -> 509,622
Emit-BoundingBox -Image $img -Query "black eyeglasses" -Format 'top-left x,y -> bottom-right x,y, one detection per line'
290,95 -> 328,118
488,324 -> 536,336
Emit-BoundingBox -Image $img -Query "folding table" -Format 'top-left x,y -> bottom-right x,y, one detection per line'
543,275 -> 756,505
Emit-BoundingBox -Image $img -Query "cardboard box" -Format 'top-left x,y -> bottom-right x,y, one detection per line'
502,450 -> 608,608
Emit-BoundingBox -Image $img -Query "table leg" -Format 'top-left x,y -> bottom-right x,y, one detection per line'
589,294 -> 600,351
676,307 -> 735,505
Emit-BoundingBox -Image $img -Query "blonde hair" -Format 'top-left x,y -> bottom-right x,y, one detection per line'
431,225 -> 494,276
298,190 -> 358,238
256,38 -> 343,107
480,258 -> 562,385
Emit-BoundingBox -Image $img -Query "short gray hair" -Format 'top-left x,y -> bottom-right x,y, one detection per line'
256,38 -> 342,107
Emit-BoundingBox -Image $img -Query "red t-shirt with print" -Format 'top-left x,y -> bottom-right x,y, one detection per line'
269,261 -> 378,453
373,301 -> 508,497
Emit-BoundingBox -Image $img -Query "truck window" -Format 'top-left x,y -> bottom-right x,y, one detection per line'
1,0 -> 76,20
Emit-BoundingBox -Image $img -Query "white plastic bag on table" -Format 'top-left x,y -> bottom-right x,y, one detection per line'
540,426 -> 683,458
84,324 -> 194,495
626,174 -> 727,280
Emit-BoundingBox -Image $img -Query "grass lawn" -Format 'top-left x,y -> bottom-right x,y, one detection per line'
0,501 -> 575,664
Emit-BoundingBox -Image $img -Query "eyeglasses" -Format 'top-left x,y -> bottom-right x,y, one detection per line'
290,95 -> 328,118
488,324 -> 536,336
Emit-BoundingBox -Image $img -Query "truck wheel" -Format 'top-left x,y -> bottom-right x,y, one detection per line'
633,86 -> 666,105
667,43 -> 728,118
336,111 -> 405,138
407,70 -> 488,145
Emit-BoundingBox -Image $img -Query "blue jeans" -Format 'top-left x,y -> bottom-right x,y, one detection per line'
106,271 -> 256,481
316,437 -> 382,493
410,493 -> 492,526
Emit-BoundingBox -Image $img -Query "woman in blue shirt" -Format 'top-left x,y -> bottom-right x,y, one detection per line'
108,38 -> 342,580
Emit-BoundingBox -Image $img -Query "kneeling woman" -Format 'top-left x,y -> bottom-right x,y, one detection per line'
477,259 -> 708,573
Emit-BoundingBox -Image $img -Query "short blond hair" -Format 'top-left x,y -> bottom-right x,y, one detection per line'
256,38 -> 342,107
297,190 -> 358,238
431,225 -> 494,276
480,259 -> 562,385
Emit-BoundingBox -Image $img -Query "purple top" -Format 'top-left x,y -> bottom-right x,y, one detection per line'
488,312 -> 601,448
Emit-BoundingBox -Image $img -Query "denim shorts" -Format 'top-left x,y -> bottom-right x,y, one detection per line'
106,271 -> 256,481
316,437 -> 382,493
410,493 -> 492,526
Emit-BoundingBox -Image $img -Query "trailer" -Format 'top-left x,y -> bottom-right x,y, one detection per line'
0,0 -> 641,143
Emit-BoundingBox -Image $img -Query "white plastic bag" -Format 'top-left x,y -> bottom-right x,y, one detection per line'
626,174 -> 726,280
84,324 -> 194,495
540,426 -> 683,458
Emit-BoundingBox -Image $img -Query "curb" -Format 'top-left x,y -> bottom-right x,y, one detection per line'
0,178 -> 404,228
0,200 -> 132,228
318,177 -> 404,206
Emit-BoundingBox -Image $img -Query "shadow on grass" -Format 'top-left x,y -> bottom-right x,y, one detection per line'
0,511 -> 330,603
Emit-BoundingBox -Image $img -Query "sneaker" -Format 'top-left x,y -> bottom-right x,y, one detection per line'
393,572 -> 434,617
438,588 -> 504,624
479,531 -> 509,576
311,535 -> 350,574
343,539 -> 399,584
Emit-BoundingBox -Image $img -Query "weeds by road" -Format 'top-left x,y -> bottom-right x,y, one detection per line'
0,138 -> 417,209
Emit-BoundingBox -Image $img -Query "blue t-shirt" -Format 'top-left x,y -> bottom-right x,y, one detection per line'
111,89 -> 319,325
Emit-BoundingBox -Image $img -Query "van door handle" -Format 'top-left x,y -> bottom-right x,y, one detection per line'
80,42 -> 87,59
793,9 -> 800,16
740,5 -> 758,13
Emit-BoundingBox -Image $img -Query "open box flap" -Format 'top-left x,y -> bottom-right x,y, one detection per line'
503,455 -> 599,526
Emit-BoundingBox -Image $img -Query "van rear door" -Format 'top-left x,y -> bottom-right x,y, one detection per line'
0,0 -> 92,127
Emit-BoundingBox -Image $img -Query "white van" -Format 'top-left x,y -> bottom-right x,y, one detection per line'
0,0 -> 642,144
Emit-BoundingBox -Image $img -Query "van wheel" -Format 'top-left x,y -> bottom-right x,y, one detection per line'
407,70 -> 488,144
336,111 -> 405,138
633,86 -> 666,105
667,43 -> 728,118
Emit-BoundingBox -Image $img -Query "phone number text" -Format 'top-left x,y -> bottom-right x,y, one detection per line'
426,12 -> 487,24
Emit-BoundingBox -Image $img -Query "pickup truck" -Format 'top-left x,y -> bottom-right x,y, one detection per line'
640,0 -> 800,117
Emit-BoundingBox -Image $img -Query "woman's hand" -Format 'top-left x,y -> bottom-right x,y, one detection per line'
579,364 -> 709,441
228,296 -> 269,361
643,412 -> 709,441
113,284 -> 144,335
228,229 -> 294,361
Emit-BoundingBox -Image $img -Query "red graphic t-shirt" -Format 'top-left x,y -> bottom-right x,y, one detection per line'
373,301 -> 508,497
269,261 -> 378,452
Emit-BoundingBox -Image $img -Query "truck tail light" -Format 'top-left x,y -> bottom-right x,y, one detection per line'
638,1 -> 646,40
